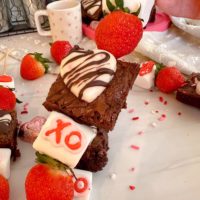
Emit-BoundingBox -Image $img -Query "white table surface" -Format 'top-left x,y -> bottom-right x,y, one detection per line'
0,33 -> 200,200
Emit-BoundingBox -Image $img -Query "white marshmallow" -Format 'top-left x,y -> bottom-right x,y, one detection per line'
0,75 -> 15,90
33,112 -> 97,168
102,0 -> 155,27
135,63 -> 156,89
0,148 -> 11,179
72,169 -> 92,200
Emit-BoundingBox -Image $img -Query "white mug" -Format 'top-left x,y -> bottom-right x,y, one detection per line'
34,0 -> 82,45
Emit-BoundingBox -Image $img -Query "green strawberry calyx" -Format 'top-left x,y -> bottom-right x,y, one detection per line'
30,52 -> 52,73
106,0 -> 141,16
155,63 -> 165,77
36,152 -> 77,179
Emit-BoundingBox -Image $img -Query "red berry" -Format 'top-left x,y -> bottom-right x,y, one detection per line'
139,61 -> 155,76
95,11 -> 143,58
0,175 -> 9,200
156,67 -> 185,93
20,53 -> 50,80
0,87 -> 16,111
51,41 -> 72,64
25,164 -> 74,200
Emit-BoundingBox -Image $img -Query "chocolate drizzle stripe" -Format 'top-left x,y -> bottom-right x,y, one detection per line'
82,0 -> 101,13
79,80 -> 108,99
63,52 -> 110,80
0,119 -> 11,125
0,110 -> 12,133
60,46 -> 116,102
67,68 -> 114,89
65,63 -> 110,88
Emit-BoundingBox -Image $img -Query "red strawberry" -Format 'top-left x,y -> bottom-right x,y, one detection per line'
20,53 -> 51,80
156,67 -> 185,93
139,61 -> 155,76
50,41 -> 72,64
25,164 -> 74,200
95,10 -> 143,58
0,87 -> 16,111
0,175 -> 9,200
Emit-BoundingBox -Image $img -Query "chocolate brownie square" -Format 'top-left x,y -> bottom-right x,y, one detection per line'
0,110 -> 19,159
176,73 -> 200,109
77,129 -> 108,172
43,60 -> 139,132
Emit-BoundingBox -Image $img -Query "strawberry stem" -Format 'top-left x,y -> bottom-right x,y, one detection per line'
30,53 -> 52,73
106,0 -> 141,16
115,0 -> 124,9
106,0 -> 115,12
155,63 -> 165,76
35,152 -> 77,179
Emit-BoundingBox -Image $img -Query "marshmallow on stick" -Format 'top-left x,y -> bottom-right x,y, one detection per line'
135,61 -> 156,89
0,49 -> 15,90
33,111 -> 97,168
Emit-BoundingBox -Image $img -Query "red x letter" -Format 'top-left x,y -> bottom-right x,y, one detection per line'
45,119 -> 71,144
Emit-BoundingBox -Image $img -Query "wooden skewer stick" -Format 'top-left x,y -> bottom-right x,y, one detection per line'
2,48 -> 14,75
0,54 -> 6,63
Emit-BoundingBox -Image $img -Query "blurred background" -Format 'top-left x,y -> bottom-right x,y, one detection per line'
0,0 -> 59,37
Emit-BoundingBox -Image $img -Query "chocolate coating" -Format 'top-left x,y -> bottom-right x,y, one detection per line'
81,0 -> 102,23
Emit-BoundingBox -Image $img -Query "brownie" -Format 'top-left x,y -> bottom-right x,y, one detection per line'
0,110 -> 19,159
43,60 -> 139,132
176,73 -> 200,109
77,129 -> 108,172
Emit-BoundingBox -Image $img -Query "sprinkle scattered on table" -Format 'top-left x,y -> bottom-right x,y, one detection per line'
128,109 -> 134,114
137,131 -> 144,135
130,145 -> 140,150
129,185 -> 136,191
151,122 -> 157,127
132,117 -> 139,121
159,96 -> 164,103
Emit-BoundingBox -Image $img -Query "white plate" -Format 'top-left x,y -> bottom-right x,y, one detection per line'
1,33 -> 200,200
171,16 -> 200,38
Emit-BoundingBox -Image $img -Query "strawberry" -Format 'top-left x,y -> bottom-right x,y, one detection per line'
50,41 -> 72,64
156,67 -> 185,93
95,10 -> 143,58
0,175 -> 9,200
20,53 -> 51,80
139,61 -> 155,76
25,153 -> 74,200
0,87 -> 16,111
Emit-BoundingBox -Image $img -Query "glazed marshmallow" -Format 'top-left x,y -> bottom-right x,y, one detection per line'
33,111 -> 97,168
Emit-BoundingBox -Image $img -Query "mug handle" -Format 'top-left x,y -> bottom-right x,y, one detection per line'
34,10 -> 51,36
